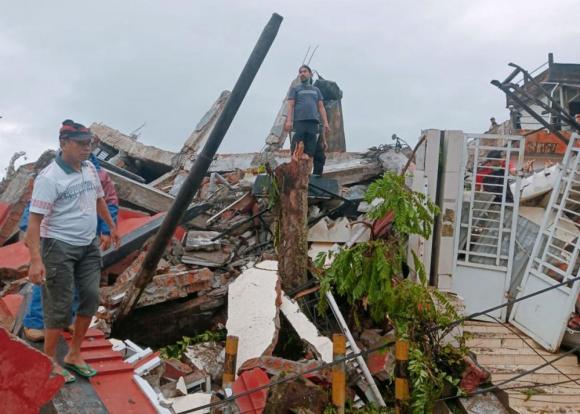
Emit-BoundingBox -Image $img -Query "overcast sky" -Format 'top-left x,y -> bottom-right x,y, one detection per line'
1,0 -> 579,176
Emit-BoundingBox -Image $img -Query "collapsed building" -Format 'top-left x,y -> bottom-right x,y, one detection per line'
1,38 -> 580,414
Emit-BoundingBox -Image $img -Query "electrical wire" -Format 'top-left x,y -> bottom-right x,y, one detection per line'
435,345 -> 580,403
478,313 -> 580,388
178,273 -> 580,412
179,339 -> 396,413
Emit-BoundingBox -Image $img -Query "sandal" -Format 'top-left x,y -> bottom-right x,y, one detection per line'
64,362 -> 97,378
53,367 -> 76,384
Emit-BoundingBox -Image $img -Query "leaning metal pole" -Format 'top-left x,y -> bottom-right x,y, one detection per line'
116,13 -> 284,320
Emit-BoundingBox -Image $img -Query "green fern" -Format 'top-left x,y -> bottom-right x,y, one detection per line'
316,171 -> 468,408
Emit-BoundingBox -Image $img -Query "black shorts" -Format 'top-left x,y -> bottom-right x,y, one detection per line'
291,120 -> 320,157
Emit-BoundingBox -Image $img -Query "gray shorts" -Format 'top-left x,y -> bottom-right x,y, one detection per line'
40,237 -> 101,329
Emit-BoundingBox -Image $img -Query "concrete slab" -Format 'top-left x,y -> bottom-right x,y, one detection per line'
308,217 -> 370,243
226,260 -> 280,374
280,294 -> 333,363
172,392 -> 212,413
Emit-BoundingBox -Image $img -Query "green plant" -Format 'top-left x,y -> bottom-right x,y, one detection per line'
316,172 -> 440,325
315,172 -> 468,410
519,387 -> 546,401
365,172 -> 439,238
159,329 -> 226,360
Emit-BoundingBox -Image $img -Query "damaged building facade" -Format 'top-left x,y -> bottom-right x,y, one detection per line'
1,34 -> 580,414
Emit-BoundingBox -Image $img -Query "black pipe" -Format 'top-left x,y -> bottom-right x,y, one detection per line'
116,13 -> 284,319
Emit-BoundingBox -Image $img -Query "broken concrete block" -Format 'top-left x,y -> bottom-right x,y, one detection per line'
183,342 -> 225,383
308,242 -> 340,264
176,377 -> 187,396
162,358 -> 194,381
181,248 -> 232,267
226,260 -> 281,374
280,294 -> 333,363
359,329 -> 395,381
90,123 -> 176,169
459,355 -> 491,394
264,375 -> 329,414
171,392 -> 212,414
107,169 -> 174,213
159,379 -> 179,399
378,149 -> 408,174
180,90 -> 231,158
307,216 -> 370,244
185,231 -> 222,251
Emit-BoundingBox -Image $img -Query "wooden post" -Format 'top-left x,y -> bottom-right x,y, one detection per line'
332,333 -> 346,414
221,335 -> 239,414
274,144 -> 311,292
395,338 -> 410,414
222,335 -> 239,389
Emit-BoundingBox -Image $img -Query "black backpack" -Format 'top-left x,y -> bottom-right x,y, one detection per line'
314,74 -> 342,101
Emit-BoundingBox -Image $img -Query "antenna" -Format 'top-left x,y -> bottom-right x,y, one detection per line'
302,46 -> 311,65
306,45 -> 319,65
129,122 -> 146,139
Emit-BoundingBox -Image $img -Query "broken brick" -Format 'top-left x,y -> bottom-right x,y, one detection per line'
162,358 -> 194,381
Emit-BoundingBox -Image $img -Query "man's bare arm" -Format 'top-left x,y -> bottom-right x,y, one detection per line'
318,101 -> 330,134
284,99 -> 295,132
26,213 -> 46,284
97,198 -> 120,248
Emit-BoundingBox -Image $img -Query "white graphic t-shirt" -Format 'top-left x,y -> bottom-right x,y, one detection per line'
30,155 -> 104,246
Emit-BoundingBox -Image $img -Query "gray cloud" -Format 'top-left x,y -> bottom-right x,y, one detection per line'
1,0 -> 579,175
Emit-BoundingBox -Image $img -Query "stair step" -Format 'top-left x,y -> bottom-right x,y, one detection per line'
81,348 -> 125,363
63,328 -> 105,340
507,391 -> 580,406
470,346 -> 562,356
488,364 -> 580,375
463,321 -> 532,334
467,337 -> 544,350
90,359 -> 134,375
478,353 -> 578,367
79,338 -> 114,351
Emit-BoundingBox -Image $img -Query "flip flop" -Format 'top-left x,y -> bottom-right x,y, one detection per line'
53,367 -> 76,384
64,362 -> 97,378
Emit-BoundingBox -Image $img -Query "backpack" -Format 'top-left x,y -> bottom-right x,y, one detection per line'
314,74 -> 343,101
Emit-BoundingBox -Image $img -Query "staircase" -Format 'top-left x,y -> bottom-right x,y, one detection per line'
465,321 -> 580,413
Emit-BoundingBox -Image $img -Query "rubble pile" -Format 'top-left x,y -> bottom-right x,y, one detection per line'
0,97 -> 423,412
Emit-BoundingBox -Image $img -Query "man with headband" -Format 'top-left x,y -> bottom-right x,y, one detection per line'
26,120 -> 119,383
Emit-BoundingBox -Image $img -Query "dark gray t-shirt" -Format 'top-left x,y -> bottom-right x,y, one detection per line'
288,84 -> 324,123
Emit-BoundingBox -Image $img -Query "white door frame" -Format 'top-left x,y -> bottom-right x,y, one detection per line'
452,134 -> 524,321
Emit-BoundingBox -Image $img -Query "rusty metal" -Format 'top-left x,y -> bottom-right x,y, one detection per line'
116,13 -> 283,319
491,80 -> 570,145
492,61 -> 580,148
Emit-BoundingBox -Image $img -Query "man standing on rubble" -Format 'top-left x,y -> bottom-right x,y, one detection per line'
21,135 -> 119,343
26,120 -> 119,383
284,65 -> 330,175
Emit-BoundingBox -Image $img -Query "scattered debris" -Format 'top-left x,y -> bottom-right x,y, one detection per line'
4,51 -> 580,414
